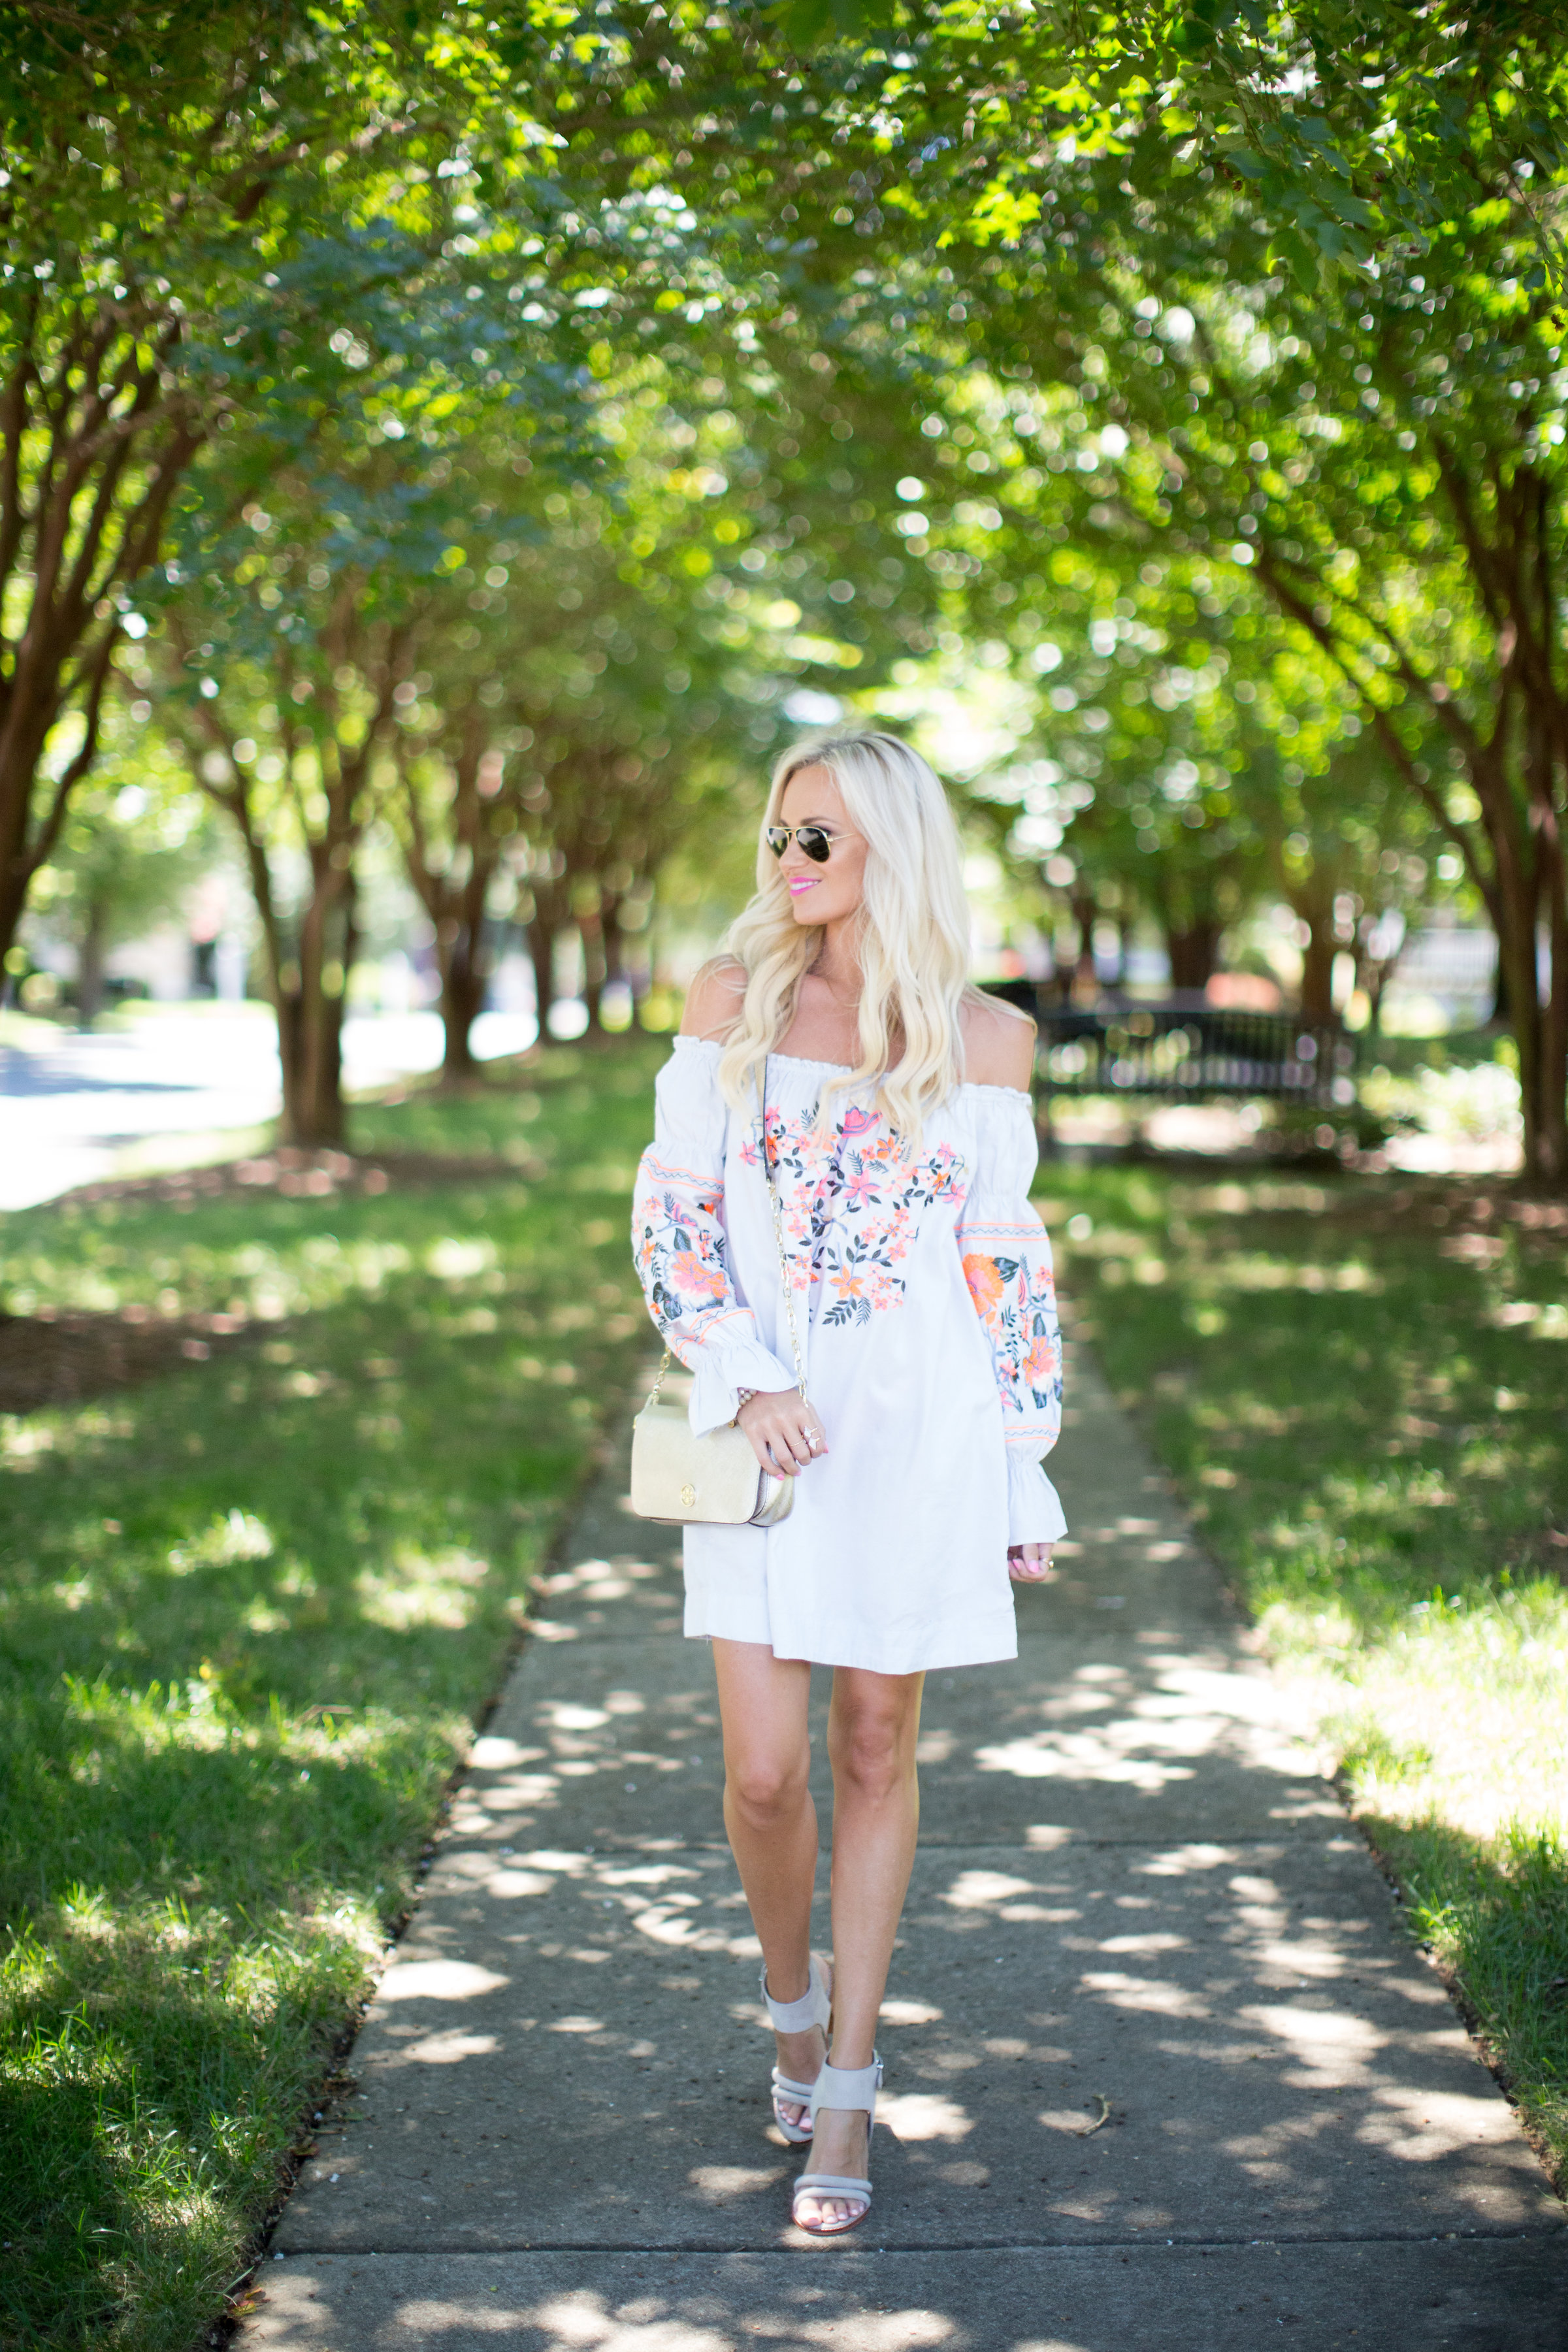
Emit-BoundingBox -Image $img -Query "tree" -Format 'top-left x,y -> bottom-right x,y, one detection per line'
547,0 -> 1568,1171
149,406 -> 493,1142
958,188 -> 1568,1175
909,400 -> 1276,996
1224,659 -> 1445,1025
22,735 -> 215,1026
159,583 -> 412,1148
802,31 -> 1568,1177
519,3 -> 1568,301
383,386 -> 757,1068
383,314 -> 962,1069
395,706 -> 510,1083
0,2 -> 444,970
0,0 -> 685,977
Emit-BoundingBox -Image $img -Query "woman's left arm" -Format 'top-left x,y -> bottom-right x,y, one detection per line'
955,1015 -> 1068,1579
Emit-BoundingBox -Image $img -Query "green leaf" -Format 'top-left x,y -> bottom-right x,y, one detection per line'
766,0 -> 880,44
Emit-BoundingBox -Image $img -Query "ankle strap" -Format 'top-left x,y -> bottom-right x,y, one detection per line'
809,2054 -> 882,2119
760,1955 -> 830,2035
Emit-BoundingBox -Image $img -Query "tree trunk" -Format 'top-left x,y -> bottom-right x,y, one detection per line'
1366,958 -> 1391,1034
580,898 -> 607,1035
276,990 -> 349,1147
1299,916 -> 1336,1023
1546,927 -> 1568,1186
274,985 -> 309,1143
528,916 -> 559,1038
0,657 -> 116,973
1166,919 -> 1221,994
603,897 -> 626,990
273,866 -> 357,1148
1355,915 -> 1406,1036
393,709 -> 507,1090
0,333 -> 198,972
1068,886 -> 1098,1005
76,899 -> 109,1029
438,930 -> 486,1084
1254,482 -> 1567,1186
1494,870 -> 1565,1188
1071,889 -> 1096,977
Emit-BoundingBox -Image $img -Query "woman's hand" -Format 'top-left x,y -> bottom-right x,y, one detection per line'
1007,1543 -> 1055,1584
737,1388 -> 828,1477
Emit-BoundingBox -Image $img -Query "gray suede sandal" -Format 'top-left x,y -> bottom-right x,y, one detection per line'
791,2053 -> 882,2236
760,1953 -> 832,2145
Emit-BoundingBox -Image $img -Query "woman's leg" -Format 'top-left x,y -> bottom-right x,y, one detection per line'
799,1666 -> 924,2225
711,1639 -> 821,2127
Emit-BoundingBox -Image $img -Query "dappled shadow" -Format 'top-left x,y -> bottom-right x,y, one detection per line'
1049,1168 -> 1568,1639
248,2236 -> 1568,2351
0,2075 -> 127,2345
269,1353 -> 1557,2272
0,1304 -> 257,1412
275,1815 -> 1553,2258
0,1049 -> 664,2349
1350,1806 -> 1568,2176
0,1943 -> 351,2347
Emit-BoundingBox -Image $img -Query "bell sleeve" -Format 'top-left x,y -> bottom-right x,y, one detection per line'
631,1037 -> 799,1437
956,1087 -> 1069,1546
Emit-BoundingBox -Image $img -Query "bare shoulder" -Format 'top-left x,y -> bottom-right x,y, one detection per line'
679,955 -> 749,1041
960,988 -> 1037,1092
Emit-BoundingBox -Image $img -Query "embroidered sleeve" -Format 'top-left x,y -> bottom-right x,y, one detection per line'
634,1152 -> 749,1359
959,1222 -> 1063,1438
630,1041 -> 797,1435
956,1089 -> 1067,1545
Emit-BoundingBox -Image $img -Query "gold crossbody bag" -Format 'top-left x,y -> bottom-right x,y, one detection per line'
629,1070 -> 806,1529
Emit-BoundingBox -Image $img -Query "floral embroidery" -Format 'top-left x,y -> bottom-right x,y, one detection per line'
632,1051 -> 1063,1482
670,1249 -> 727,1305
962,1252 -> 1006,1316
632,1156 -> 740,1352
961,1242 -> 1062,1416
756,1099 -> 967,1328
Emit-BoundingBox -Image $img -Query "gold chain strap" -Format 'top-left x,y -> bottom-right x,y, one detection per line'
645,1062 -> 808,1411
762,1083 -> 809,1401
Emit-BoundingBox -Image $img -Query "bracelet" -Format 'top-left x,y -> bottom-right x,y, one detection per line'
734,1388 -> 757,1411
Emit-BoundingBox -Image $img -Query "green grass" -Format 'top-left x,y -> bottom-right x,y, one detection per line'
0,1040 -> 664,2351
1039,1158 -> 1568,2181
7,1048 -> 1564,2343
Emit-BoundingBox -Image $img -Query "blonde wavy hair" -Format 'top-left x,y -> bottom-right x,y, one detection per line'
715,730 -> 975,1147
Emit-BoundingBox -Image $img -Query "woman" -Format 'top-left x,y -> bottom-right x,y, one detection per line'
630,730 -> 1066,2237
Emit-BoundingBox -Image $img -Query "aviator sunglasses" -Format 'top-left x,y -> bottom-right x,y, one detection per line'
764,822 -> 846,863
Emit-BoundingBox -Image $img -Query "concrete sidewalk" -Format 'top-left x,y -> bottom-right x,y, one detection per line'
245,1348 -> 1565,2351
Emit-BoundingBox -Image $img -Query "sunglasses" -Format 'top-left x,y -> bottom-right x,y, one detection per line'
764,823 -> 846,864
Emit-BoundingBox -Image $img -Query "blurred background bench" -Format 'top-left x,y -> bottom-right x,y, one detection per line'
981,982 -> 1356,1143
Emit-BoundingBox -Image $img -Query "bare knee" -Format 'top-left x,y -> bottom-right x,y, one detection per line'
830,1708 -> 914,1805
727,1744 -> 809,1827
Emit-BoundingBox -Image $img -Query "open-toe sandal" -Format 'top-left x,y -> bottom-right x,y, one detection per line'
760,1953 -> 832,2146
791,2053 -> 882,2237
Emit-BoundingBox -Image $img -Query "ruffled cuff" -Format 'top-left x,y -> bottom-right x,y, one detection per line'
1006,1450 -> 1069,1546
689,1335 -> 800,1437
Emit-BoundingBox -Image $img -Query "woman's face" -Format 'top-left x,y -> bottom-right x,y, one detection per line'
774,763 -> 868,929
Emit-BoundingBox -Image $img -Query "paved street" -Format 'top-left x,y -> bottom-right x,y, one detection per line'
0,1007 -> 539,1209
242,1345 -> 1565,2351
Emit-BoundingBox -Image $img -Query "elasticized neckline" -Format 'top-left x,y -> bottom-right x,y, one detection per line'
668,1032 -> 1034,1106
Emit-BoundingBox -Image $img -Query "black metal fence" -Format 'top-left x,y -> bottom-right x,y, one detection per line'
981,983 -> 1354,1109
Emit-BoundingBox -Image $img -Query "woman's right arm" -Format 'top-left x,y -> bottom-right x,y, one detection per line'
632,965 -> 824,1472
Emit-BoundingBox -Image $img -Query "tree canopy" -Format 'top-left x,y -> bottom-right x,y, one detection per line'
6,0 -> 1567,1173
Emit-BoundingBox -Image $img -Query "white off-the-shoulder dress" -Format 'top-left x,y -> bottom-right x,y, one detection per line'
630,1037 -> 1068,1675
